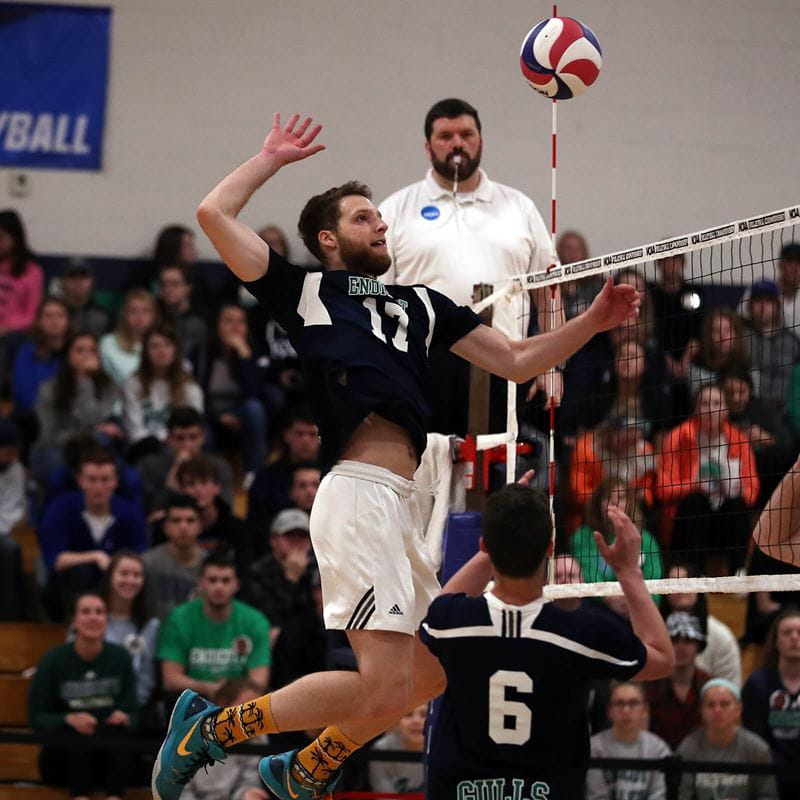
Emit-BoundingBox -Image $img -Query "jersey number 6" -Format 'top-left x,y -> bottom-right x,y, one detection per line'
488,669 -> 533,745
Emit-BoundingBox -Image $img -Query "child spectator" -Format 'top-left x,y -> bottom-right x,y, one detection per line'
11,297 -> 70,414
203,303 -> 269,488
137,406 -> 233,515
647,611 -> 711,750
660,563 -> 742,686
368,705 -> 426,795
158,264 -> 207,376
247,407 -> 319,533
0,417 -> 25,620
745,280 -> 800,415
158,551 -> 270,696
39,448 -> 147,621
678,678 -> 777,800
143,494 -> 205,620
100,288 -> 157,386
29,592 -> 138,800
183,678 -> 269,800
32,332 -> 123,486
657,383 -> 759,572
571,478 -> 663,591
100,551 -> 160,708
56,262 -> 111,337
586,682 -> 671,800
122,324 -> 203,452
742,609 -> 800,800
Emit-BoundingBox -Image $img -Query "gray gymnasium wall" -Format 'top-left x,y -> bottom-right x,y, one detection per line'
2,0 -> 799,265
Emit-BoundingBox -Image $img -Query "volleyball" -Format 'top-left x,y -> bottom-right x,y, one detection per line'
520,17 -> 602,100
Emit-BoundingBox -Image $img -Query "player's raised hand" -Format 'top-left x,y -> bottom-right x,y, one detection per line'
261,112 -> 325,166
586,276 -> 640,332
593,505 -> 643,577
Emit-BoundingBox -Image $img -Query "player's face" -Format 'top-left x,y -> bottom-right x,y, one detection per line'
701,686 -> 740,734
333,196 -> 390,277
426,115 -> 482,182
200,566 -> 238,610
608,686 -> 647,735
776,616 -> 800,661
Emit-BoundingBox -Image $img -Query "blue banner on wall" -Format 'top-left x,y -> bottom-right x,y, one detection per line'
0,3 -> 111,170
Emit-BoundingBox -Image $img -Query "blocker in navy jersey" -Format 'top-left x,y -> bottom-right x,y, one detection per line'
420,592 -> 647,800
244,249 -> 481,469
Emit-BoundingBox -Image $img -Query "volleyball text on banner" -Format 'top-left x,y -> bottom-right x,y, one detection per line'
0,3 -> 112,170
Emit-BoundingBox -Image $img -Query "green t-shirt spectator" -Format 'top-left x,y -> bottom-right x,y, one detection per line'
571,524 -> 663,600
157,598 -> 271,682
28,642 -> 138,731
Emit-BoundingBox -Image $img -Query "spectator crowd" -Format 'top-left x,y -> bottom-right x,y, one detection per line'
2,187 -> 800,798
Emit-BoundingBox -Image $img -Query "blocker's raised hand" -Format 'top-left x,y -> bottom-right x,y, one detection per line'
593,505 -> 643,576
587,276 -> 640,332
261,112 -> 325,165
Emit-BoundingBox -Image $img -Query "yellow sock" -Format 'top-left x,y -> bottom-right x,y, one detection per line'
206,694 -> 279,748
291,726 -> 363,788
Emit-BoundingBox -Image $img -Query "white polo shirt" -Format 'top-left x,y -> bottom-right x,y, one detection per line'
379,169 -> 555,338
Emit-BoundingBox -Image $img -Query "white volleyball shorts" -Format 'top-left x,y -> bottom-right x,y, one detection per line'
309,460 -> 440,636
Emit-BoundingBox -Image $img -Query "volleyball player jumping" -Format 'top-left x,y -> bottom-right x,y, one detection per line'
152,113 -> 640,800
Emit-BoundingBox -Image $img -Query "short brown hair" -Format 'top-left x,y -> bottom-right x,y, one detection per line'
177,454 -> 221,486
297,181 -> 372,263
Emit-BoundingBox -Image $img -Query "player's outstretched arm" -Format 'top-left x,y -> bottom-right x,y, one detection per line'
196,113 -> 325,282
594,506 -> 674,681
753,455 -> 800,567
451,277 -> 639,382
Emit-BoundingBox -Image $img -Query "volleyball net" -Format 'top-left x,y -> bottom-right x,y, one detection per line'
472,203 -> 800,599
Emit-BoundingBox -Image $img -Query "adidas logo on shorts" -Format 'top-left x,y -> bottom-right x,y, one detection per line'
388,604 -> 404,616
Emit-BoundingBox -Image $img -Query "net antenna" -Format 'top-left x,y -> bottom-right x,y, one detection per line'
472,202 -> 800,598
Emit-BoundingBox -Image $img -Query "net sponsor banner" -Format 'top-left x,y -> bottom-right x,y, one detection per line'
0,3 -> 111,170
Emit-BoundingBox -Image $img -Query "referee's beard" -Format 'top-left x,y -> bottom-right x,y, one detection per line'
337,235 -> 392,277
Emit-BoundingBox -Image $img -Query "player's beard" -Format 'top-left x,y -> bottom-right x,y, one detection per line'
338,235 -> 392,277
431,144 -> 482,183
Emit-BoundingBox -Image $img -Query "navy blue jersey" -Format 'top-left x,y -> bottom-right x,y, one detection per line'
245,250 -> 481,469
420,592 -> 647,800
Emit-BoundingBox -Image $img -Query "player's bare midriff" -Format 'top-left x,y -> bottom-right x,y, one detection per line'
339,412 -> 418,480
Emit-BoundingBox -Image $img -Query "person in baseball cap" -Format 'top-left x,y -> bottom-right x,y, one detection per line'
270,508 -> 310,537
666,610 -> 707,652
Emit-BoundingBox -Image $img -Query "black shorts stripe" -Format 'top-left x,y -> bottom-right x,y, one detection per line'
357,601 -> 376,629
346,587 -> 375,629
